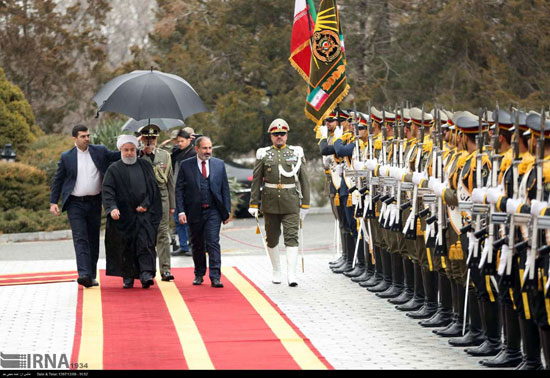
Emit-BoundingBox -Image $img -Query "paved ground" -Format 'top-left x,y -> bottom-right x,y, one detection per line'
0,213 -> 499,370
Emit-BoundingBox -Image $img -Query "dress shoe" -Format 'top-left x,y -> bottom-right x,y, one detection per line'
395,296 -> 424,312
376,284 -> 403,299
448,329 -> 484,347
211,279 -> 224,288
388,288 -> 413,305
515,359 -> 544,370
161,271 -> 174,281
331,263 -> 353,274
77,275 -> 93,288
406,302 -> 437,319
140,273 -> 154,288
367,280 -> 391,293
480,348 -> 523,368
171,248 -> 190,257
92,279 -> 99,287
329,256 -> 344,266
193,276 -> 204,285
122,277 -> 134,289
419,307 -> 453,328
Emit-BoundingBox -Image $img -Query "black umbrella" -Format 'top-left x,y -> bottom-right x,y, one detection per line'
93,69 -> 208,121
121,118 -> 185,133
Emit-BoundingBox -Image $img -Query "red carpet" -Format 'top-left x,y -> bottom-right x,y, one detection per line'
70,267 -> 332,370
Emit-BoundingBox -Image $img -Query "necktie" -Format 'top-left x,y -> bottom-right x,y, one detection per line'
202,160 -> 207,179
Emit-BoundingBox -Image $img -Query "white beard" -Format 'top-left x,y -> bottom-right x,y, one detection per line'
122,155 -> 137,165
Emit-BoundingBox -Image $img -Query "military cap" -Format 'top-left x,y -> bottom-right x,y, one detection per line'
399,108 -> 411,124
525,112 -> 550,138
508,110 -> 529,132
455,115 -> 488,134
324,111 -> 338,122
338,109 -> 351,122
370,106 -> 395,124
138,124 -> 161,137
268,118 -> 290,133
409,107 -> 434,126
358,112 -> 369,126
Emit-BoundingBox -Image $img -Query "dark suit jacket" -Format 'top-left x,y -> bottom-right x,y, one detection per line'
175,156 -> 231,223
50,144 -> 120,212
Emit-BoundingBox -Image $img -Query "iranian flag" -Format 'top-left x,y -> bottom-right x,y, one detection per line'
289,0 -> 316,83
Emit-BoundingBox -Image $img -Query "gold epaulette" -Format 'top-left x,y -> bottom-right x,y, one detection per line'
342,132 -> 354,143
544,159 -> 550,184
422,135 -> 433,154
498,148 -> 514,184
374,135 -> 382,151
518,152 -> 535,176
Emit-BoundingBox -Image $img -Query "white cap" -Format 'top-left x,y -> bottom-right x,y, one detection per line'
116,134 -> 139,150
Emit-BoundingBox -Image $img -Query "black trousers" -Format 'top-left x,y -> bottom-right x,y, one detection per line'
66,195 -> 102,279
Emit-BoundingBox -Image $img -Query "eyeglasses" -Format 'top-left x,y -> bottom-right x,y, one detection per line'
358,126 -> 367,130
272,132 -> 287,137
325,117 -> 337,122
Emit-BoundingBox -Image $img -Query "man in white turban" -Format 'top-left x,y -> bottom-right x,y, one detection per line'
102,134 -> 163,288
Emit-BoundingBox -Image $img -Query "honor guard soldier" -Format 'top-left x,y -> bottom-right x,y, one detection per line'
137,124 -> 176,282
248,118 -> 310,287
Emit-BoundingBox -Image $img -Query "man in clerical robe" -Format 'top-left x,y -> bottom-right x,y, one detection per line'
102,134 -> 163,289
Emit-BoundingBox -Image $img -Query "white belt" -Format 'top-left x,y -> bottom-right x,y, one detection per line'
265,183 -> 296,189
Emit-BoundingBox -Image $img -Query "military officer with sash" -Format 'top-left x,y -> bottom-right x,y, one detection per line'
138,124 -> 176,282
248,118 -> 310,287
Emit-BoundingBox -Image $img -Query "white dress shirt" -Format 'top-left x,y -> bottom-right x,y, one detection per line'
197,156 -> 210,178
71,145 -> 101,197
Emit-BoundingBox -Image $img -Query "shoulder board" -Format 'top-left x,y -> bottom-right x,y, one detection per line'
288,145 -> 304,158
256,146 -> 271,160
518,152 -> 535,176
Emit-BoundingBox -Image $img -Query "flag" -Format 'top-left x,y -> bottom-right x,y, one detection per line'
305,0 -> 349,128
289,0 -> 316,83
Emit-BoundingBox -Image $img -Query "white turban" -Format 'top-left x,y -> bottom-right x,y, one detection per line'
116,134 -> 139,150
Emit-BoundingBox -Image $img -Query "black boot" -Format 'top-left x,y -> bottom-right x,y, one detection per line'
449,291 -> 484,347
352,242 -> 375,282
516,318 -> 543,370
367,248 -> 392,293
332,233 -> 355,274
360,246 -> 382,287
465,300 -> 501,356
436,281 -> 467,337
396,262 -> 425,311
329,230 -> 348,269
389,256 -> 414,305
420,272 -> 453,327
344,237 -> 366,277
377,253 -> 404,299
481,306 -> 522,367
407,269 -> 437,319
329,254 -> 345,267
539,327 -> 550,370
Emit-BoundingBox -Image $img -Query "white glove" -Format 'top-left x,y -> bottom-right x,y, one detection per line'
300,208 -> 309,221
352,158 -> 364,170
472,187 -> 488,204
333,126 -> 343,139
248,207 -> 259,217
390,167 -> 405,180
412,171 -> 427,186
433,181 -> 446,197
351,190 -> 360,206
322,155 -> 331,170
530,200 -> 548,216
379,165 -> 390,177
428,177 -> 440,191
365,158 -> 378,171
388,204 -> 397,226
506,198 -> 521,215
498,245 -> 510,276
486,187 -> 503,205
319,125 -> 328,139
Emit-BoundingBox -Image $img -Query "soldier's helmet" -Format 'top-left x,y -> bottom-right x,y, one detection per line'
268,118 -> 290,133
138,124 -> 161,138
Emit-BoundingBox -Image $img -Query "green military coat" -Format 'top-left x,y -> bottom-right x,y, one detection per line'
249,144 -> 310,214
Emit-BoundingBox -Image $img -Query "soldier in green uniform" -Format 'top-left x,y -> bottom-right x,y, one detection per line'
248,118 -> 310,287
138,124 -> 176,282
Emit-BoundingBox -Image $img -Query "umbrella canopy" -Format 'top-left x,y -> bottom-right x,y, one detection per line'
121,118 -> 185,133
93,70 -> 208,121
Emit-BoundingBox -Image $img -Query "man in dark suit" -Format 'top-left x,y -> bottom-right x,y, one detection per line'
50,124 -> 120,288
175,136 -> 231,287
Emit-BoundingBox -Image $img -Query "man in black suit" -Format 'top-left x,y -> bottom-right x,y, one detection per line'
50,124 -> 120,288
175,136 -> 231,287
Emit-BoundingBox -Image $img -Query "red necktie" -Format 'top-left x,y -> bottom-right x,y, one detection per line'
202,160 -> 207,179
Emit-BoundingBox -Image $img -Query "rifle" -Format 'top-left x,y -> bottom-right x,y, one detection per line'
390,104 -> 404,232
523,108 -> 546,291
379,107 -> 390,228
433,108 -> 448,256
480,105 -> 501,275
